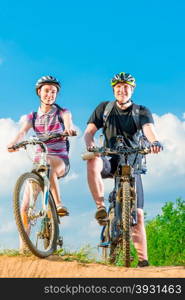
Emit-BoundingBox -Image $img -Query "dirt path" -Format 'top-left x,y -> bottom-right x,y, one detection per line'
0,255 -> 184,278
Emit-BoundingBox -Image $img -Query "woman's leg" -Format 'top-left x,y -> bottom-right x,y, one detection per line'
47,155 -> 67,208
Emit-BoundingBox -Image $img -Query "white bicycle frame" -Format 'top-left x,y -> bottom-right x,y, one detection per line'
25,137 -> 52,219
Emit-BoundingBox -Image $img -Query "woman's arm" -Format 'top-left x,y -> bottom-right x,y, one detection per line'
62,112 -> 76,136
7,121 -> 32,152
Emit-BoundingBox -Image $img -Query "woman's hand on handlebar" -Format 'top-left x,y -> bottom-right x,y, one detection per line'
63,129 -> 77,136
7,144 -> 18,152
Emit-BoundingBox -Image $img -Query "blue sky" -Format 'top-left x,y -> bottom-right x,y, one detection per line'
0,0 -> 185,252
1,0 -> 185,123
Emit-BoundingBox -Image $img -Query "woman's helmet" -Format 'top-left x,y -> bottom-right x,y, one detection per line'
111,72 -> 136,88
35,75 -> 61,94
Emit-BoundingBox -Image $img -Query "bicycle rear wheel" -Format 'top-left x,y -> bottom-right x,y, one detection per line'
121,181 -> 131,267
101,207 -> 114,262
13,172 -> 59,258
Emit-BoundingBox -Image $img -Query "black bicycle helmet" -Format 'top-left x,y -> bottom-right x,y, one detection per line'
111,72 -> 136,88
35,75 -> 61,94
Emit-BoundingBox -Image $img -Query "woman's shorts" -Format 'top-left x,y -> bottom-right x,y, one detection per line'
58,157 -> 70,179
101,156 -> 144,209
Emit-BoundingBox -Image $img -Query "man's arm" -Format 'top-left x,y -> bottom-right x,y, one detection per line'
142,123 -> 163,153
84,123 -> 98,150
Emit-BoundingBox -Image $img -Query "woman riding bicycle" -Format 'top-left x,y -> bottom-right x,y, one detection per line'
7,75 -> 76,219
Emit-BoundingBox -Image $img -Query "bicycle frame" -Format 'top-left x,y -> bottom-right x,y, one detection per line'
13,137 -> 56,221
28,139 -> 52,219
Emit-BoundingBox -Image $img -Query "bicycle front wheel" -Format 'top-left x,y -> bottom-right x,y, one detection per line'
121,181 -> 131,267
13,172 -> 59,258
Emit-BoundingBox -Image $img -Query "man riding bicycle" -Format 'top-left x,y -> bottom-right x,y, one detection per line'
84,72 -> 163,267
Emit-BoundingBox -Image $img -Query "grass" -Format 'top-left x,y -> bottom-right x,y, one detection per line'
0,249 -> 20,257
0,245 -> 100,264
0,245 -> 128,266
55,244 -> 98,264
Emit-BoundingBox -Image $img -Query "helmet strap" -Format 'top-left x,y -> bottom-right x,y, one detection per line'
116,99 -> 132,107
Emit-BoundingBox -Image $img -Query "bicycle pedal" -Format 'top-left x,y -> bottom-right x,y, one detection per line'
98,241 -> 110,248
57,239 -> 63,247
58,212 -> 69,217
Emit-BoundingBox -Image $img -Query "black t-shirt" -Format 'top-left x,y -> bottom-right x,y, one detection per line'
87,101 -> 154,148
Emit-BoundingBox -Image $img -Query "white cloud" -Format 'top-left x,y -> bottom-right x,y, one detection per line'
0,117 -> 31,195
142,113 -> 185,192
1,112 -> 185,197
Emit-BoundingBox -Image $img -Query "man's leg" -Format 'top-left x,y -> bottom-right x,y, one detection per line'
87,157 -> 109,223
131,208 -> 149,263
87,157 -> 105,208
131,174 -> 149,266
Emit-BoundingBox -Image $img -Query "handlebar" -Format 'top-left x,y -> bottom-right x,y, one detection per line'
39,131 -> 77,142
8,132 -> 77,152
81,146 -> 150,160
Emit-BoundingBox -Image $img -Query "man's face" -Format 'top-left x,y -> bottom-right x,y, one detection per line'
38,84 -> 58,105
113,82 -> 133,103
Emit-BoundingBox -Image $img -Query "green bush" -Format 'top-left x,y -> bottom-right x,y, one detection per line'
146,198 -> 185,266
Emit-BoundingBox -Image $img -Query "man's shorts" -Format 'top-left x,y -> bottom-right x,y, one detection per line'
101,156 -> 144,209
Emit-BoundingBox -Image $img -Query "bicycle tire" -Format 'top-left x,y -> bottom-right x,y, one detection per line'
109,194 -> 122,264
121,181 -> 131,267
13,172 -> 59,258
102,226 -> 109,262
109,238 -> 119,264
102,207 -> 114,262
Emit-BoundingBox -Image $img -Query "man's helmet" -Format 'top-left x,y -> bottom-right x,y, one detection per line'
35,75 -> 61,94
111,72 -> 136,88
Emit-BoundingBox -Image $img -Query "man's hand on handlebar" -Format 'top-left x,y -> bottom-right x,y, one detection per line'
87,145 -> 97,152
150,141 -> 163,154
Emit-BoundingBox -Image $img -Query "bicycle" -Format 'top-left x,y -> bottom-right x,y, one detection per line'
82,135 -> 150,267
9,132 -> 76,258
